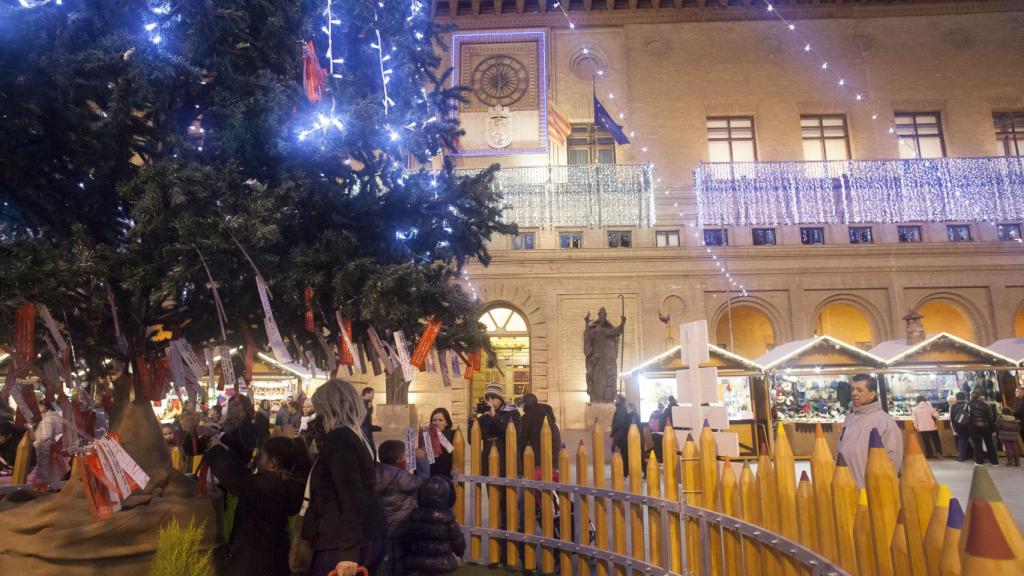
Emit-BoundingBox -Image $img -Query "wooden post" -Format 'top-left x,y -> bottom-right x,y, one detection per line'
647,452 -> 663,568
774,423 -> 800,576
471,419 -> 482,560
663,425 -> 682,573
720,458 -> 741,574
832,454 -> 860,575
541,418 -> 555,574
757,448 -> 782,576
682,436 -> 704,575
924,484 -> 953,576
523,446 -> 537,571
505,421 -> 520,568
892,510 -> 912,576
866,429 -> 899,576
576,440 -> 592,576
739,462 -> 763,576
628,423 -> 644,563
170,446 -> 181,471
796,471 -> 817,555
592,420 -> 609,576
699,423 -> 722,576
900,434 -> 937,576
612,450 -> 627,576
855,489 -> 878,576
938,498 -> 962,576
488,441 -> 501,565
12,429 -> 32,485
810,423 -> 837,559
559,445 -> 573,576
454,428 -> 466,527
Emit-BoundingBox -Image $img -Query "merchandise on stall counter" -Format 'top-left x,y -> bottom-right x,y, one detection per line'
885,370 -> 999,417
770,375 -> 847,423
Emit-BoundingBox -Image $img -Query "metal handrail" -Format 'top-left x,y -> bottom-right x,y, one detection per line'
455,473 -> 849,576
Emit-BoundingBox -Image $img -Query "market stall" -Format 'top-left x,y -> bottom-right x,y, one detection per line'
622,343 -> 766,457
753,336 -> 887,457
870,332 -> 1021,456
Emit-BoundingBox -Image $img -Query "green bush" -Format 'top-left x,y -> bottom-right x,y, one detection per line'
148,517 -> 213,576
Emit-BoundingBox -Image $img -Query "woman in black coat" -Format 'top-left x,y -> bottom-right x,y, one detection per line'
302,380 -> 387,576
428,407 -> 455,479
206,436 -> 310,576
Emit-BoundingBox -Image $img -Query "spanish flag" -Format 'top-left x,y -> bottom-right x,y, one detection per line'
958,466 -> 1024,574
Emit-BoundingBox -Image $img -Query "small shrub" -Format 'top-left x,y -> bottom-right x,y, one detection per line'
148,517 -> 213,576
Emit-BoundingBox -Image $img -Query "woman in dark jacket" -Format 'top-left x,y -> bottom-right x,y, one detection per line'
429,407 -> 455,479
302,380 -> 387,576
518,393 -> 562,469
403,477 -> 466,575
475,383 -> 522,477
207,435 -> 310,576
610,395 -> 638,477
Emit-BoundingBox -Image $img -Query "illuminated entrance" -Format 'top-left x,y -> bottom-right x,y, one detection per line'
472,306 -> 531,404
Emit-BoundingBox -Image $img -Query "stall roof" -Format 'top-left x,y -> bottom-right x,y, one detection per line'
620,343 -> 762,377
987,338 -> 1024,365
753,335 -> 886,372
869,332 -> 1019,369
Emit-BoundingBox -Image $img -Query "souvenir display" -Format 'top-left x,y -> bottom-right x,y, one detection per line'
769,375 -> 847,422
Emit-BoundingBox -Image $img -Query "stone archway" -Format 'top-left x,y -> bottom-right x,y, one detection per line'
911,293 -> 988,342
810,294 -> 886,349
711,298 -> 783,360
474,282 -> 549,406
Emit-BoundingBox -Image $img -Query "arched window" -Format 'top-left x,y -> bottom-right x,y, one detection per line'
715,304 -> 776,359
475,306 -> 531,400
917,300 -> 977,341
815,302 -> 876,349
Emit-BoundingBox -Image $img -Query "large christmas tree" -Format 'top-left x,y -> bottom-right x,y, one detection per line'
0,0 -> 512,382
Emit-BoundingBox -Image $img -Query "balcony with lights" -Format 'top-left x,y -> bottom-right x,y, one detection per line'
693,157 -> 1024,228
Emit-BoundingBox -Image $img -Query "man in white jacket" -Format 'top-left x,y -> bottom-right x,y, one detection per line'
837,374 -> 904,488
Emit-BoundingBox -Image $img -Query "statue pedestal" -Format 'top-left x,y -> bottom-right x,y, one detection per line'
587,402 -> 617,460
376,404 -> 418,436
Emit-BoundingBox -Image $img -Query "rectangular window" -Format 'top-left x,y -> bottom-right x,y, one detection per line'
849,226 -> 873,244
802,115 -> 851,161
800,227 -> 825,245
946,225 -> 972,242
752,228 -> 777,246
567,123 -> 616,165
707,117 -> 757,163
895,112 -> 946,159
607,231 -> 632,248
997,223 -> 1022,242
898,226 -> 923,243
656,230 -> 680,247
703,229 -> 728,247
512,232 -> 535,250
559,231 -> 583,249
994,112 -> 1024,157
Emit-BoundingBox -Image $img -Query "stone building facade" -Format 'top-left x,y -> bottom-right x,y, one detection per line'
362,1 -> 1024,430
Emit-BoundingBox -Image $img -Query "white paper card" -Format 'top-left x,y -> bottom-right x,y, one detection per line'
713,431 -> 741,458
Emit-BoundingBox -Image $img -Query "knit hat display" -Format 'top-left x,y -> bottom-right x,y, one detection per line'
484,383 -> 504,400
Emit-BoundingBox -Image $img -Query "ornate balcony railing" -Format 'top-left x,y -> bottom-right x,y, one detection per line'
467,163 -> 655,229
694,157 -> 1024,227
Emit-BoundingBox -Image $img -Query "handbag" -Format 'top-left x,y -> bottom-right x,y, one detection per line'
289,457 -> 317,574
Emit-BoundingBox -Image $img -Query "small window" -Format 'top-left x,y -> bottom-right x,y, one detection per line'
946,225 -> 972,242
800,227 -> 825,245
656,230 -> 680,247
607,231 -> 632,248
512,232 -> 535,250
994,112 -> 1024,157
895,112 -> 946,159
559,231 -> 583,249
898,226 -> 923,243
801,115 -> 851,161
996,223 -> 1022,242
752,228 -> 776,246
568,123 -> 616,165
703,229 -> 728,247
707,117 -> 757,163
849,226 -> 873,244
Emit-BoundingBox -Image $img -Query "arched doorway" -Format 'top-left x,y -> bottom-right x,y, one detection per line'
916,299 -> 977,341
815,302 -> 876,349
475,306 -> 531,404
715,304 -> 776,359
1015,304 -> 1024,337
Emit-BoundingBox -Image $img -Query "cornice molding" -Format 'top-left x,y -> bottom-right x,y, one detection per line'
433,1 -> 1024,29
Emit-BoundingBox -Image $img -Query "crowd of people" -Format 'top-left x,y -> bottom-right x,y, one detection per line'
943,386 -> 1024,466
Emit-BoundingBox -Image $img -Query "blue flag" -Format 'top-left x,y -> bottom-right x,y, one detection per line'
594,95 -> 630,145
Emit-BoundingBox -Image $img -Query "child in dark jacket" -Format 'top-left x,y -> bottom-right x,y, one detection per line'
403,477 -> 466,575
376,440 -> 430,575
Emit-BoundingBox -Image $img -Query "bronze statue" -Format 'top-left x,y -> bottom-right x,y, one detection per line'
583,306 -> 626,403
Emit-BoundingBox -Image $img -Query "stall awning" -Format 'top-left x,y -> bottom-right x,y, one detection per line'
870,333 -> 1020,369
620,343 -> 762,378
753,336 -> 886,373
987,338 -> 1024,366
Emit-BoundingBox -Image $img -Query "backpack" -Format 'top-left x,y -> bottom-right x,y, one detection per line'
952,404 -> 970,428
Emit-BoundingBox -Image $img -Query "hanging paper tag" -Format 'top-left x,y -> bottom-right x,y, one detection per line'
437,427 -> 455,454
304,286 -> 316,333
13,301 -> 36,367
367,327 -> 391,374
315,331 -> 339,375
37,304 -> 68,353
449,350 -> 462,378
257,275 -> 294,363
11,383 -> 41,425
305,350 -> 318,380
219,345 -> 236,390
175,340 -> 206,380
438,348 -> 451,388
409,318 -> 442,371
99,436 -> 150,491
204,347 -> 216,390
335,312 -> 355,367
422,428 -> 436,464
404,427 -> 417,473
393,331 -> 416,383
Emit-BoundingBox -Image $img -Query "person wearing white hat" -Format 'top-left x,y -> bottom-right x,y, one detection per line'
475,382 -> 521,566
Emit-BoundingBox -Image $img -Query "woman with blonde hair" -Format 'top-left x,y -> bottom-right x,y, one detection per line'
301,380 -> 387,576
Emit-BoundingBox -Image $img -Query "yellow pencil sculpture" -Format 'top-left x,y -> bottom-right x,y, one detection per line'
866,428 -> 899,576
900,434 -> 937,576
832,453 -> 860,574
774,423 -> 800,576
939,498 -> 963,576
892,509 -> 912,576
855,488 -> 878,576
958,465 -> 1024,575
923,485 -> 953,576
810,423 -> 837,559
738,462 -> 762,576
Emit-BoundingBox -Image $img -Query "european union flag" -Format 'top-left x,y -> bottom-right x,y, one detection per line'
594,95 -> 630,145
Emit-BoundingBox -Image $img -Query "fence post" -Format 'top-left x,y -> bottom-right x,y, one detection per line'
699,423 -> 722,576
541,419 -> 555,574
682,435 -> 703,575
647,451 -> 663,568
559,445 -> 573,576
757,448 -> 782,576
523,446 -> 537,571
938,498 -> 962,576
866,430 -> 899,576
576,440 -> 592,576
832,454 -> 859,575
593,420 -> 609,576
810,424 -> 837,560
774,424 -> 800,576
892,510 -> 911,575
488,441 -> 501,565
471,419 -> 482,561
612,450 -> 627,576
12,429 -> 32,485
628,424 -> 644,563
855,488 -> 877,576
454,427 -> 466,528
923,485 -> 953,576
720,458 -> 741,574
739,462 -> 763,576
900,435 -> 937,576
959,465 -> 1024,573
662,424 -> 683,573
505,421 -> 520,568
796,471 -> 817,571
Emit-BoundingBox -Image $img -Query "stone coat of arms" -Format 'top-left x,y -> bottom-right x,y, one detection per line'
486,105 -> 512,149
